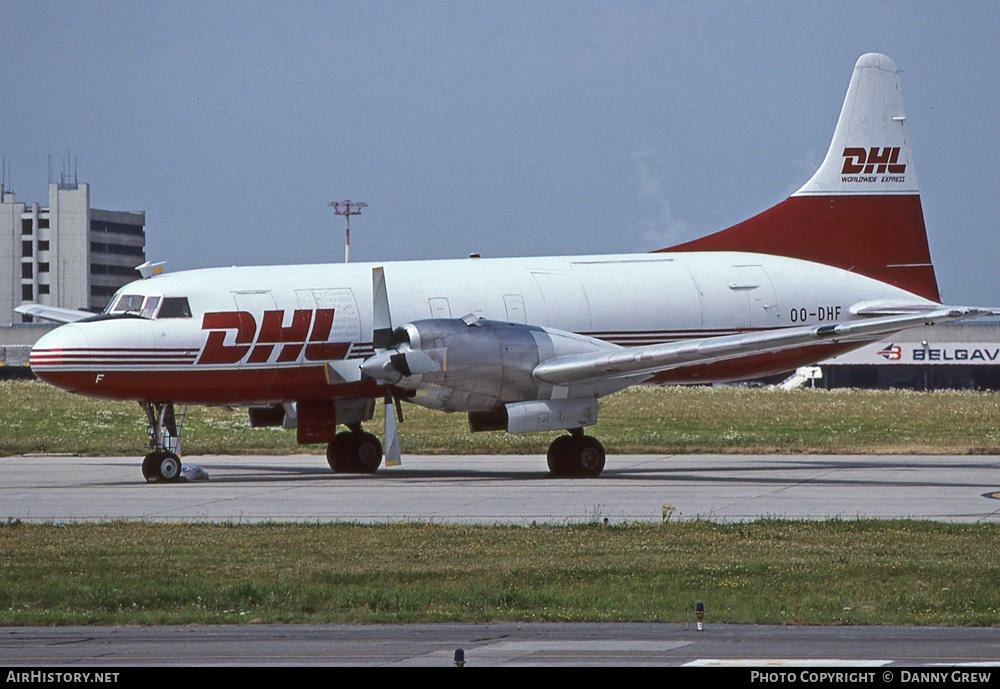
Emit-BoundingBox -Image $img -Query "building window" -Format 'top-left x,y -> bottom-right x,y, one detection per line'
22,263 -> 32,279
21,285 -> 32,300
39,285 -> 50,295
38,240 -> 49,251
22,241 -> 32,257
90,242 -> 144,257
90,285 -> 121,298
90,263 -> 139,277
90,219 -> 144,237
38,262 -> 49,273
21,219 -> 32,235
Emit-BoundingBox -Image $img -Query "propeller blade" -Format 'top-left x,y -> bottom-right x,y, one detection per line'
372,267 -> 393,351
368,268 -> 404,467
383,386 -> 401,467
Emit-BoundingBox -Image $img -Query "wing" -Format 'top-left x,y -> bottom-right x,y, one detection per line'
532,306 -> 993,386
14,303 -> 94,324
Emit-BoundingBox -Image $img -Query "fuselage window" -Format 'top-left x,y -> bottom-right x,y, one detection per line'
158,297 -> 192,319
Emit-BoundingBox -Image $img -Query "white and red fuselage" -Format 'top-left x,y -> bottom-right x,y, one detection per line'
28,248 -> 933,406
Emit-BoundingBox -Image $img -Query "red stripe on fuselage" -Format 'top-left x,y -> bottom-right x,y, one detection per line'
30,349 -> 199,366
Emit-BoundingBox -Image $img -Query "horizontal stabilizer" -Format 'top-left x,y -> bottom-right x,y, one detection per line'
850,300 -> 1000,317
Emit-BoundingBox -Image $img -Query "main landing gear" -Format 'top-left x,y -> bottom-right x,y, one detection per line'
140,402 -> 187,482
546,428 -> 606,477
326,423 -> 384,473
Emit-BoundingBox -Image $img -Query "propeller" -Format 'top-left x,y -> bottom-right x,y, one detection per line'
361,268 -> 447,466
367,267 -> 404,467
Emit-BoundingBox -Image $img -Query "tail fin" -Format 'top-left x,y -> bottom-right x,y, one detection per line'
662,53 -> 940,302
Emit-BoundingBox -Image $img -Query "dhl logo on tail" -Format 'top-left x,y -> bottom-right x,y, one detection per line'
841,147 -> 906,174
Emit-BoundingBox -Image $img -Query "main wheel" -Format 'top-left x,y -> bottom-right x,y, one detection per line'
326,431 -> 357,472
354,432 -> 383,473
546,435 -> 606,477
574,436 -> 606,477
546,435 -> 576,476
326,431 -> 383,473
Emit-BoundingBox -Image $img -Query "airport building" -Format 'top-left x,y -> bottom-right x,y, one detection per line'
816,320 -> 1000,391
0,177 -> 145,326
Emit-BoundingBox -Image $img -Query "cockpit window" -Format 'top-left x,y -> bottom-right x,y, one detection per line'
158,297 -> 192,319
110,294 -> 145,314
102,293 -> 192,319
103,289 -> 124,314
141,296 -> 161,320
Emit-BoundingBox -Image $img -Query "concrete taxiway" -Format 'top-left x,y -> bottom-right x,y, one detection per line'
2,452 -> 999,523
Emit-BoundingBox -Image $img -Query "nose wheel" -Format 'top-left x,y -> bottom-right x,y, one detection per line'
142,450 -> 183,482
139,402 -> 187,483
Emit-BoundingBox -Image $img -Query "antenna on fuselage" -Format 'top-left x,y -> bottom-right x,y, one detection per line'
329,199 -> 367,263
136,261 -> 166,279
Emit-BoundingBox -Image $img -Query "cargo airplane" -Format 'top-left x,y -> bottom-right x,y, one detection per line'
18,54 -> 996,481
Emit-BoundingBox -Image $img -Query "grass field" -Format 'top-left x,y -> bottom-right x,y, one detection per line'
1,520 -> 998,627
2,380 -> 1000,457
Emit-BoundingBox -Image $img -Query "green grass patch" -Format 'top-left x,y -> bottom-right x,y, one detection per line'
1,520 -> 997,626
3,380 -> 1000,456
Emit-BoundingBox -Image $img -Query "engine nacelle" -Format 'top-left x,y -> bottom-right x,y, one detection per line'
361,317 -> 630,414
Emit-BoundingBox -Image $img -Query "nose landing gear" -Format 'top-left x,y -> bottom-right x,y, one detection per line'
140,402 -> 187,482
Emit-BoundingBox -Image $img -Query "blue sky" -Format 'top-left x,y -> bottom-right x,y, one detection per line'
3,1 -> 998,304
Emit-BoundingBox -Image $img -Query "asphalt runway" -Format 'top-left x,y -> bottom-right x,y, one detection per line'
2,623 -> 999,667
2,452 -> 999,523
